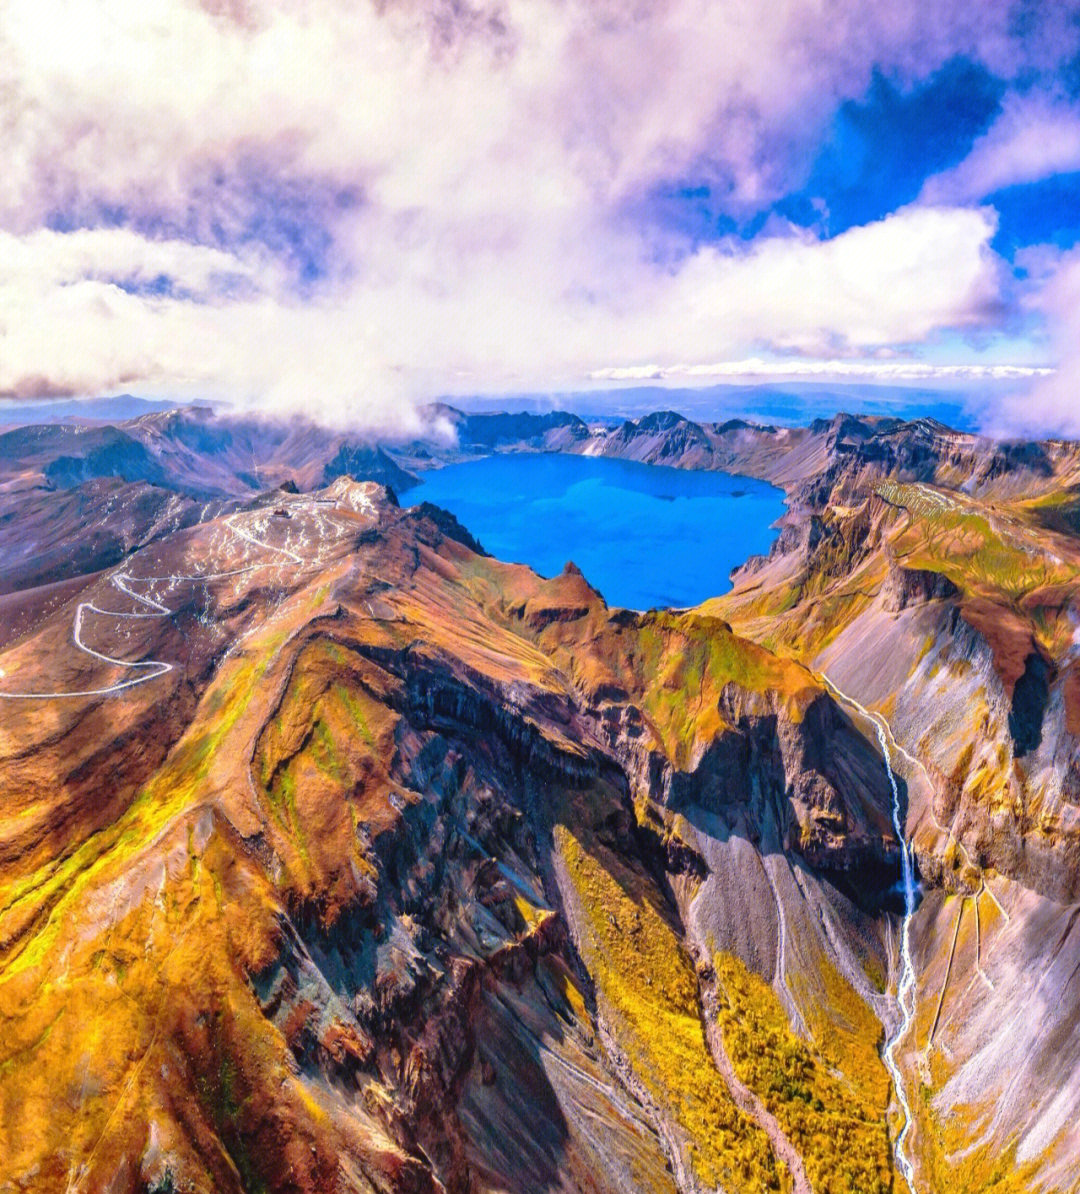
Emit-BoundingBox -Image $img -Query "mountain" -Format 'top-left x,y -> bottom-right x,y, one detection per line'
413,405 -> 1080,498
392,406 -> 592,470
0,406 -> 420,500
704,417 -> 1080,1192
0,394 -> 184,426
0,477 -> 904,1194
1,407 -> 1079,1192
431,406 -> 1080,1188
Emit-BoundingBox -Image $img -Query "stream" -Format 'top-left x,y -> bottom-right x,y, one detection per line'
818,672 -> 920,1191
876,720 -> 919,1193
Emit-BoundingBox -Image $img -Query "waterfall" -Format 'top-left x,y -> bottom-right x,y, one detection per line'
875,720 -> 919,1193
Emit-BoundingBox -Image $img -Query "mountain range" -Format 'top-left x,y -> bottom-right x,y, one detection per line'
2,403 -> 1079,1193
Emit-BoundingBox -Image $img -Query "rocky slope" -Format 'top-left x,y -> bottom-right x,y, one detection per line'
0,406 -> 420,500
0,475 -> 912,1194
702,419 -> 1080,1192
4,404 -> 1080,1192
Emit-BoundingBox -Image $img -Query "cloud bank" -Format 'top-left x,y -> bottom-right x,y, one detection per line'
591,360 -> 1052,384
1,0 -> 1078,432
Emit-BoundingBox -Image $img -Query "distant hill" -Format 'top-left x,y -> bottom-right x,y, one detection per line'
0,405 -> 419,499
0,394 -> 196,426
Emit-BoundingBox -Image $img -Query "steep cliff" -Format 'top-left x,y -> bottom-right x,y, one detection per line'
708,428 -> 1080,1192
0,479 -> 904,1194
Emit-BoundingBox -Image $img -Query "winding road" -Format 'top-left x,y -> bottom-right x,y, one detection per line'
0,510 -> 314,701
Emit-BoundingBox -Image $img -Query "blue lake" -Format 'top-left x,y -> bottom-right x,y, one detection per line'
413,453 -> 784,610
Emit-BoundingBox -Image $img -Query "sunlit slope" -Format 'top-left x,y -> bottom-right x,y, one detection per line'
710,463 -> 1080,1192
1,480 -> 905,1194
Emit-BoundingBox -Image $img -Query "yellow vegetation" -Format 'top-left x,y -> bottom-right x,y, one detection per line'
713,951 -> 893,1194
636,613 -> 814,758
556,824 -> 787,1192
878,481 -> 1079,602
788,950 -> 890,1111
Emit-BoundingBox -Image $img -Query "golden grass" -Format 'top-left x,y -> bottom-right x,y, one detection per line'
713,952 -> 892,1194
556,825 -> 786,1192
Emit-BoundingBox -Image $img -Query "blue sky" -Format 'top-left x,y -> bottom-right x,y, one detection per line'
655,49 -> 1080,264
2,1 -> 1080,436
648,58 -> 1009,246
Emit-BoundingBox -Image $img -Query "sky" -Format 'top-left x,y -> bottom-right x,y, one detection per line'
3,0 -> 1080,436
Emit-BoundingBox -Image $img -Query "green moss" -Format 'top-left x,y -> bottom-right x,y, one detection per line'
876,481 -> 1078,601
631,612 -> 813,765
311,717 -> 342,779
336,684 -> 375,746
195,1028 -> 269,1194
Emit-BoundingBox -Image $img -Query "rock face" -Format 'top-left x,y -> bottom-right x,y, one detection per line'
591,411 -> 716,468
880,566 -> 960,612
0,478 -> 903,1194
0,406 -> 421,498
443,407 -> 591,454
4,405 -> 1080,1193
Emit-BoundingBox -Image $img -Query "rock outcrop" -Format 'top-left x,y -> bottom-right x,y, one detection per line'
0,478 -> 902,1194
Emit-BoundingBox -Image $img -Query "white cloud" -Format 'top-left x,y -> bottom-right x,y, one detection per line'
0,204 -> 1008,420
0,227 -> 273,294
921,91 -> 1080,205
0,0 -> 1072,429
646,205 -> 1005,353
591,359 -> 1052,383
0,0 -> 1028,226
982,246 -> 1080,438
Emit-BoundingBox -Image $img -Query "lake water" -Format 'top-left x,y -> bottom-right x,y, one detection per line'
413,453 -> 784,610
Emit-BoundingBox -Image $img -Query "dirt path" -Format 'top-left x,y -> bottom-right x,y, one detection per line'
699,980 -> 813,1194
0,507 -> 324,701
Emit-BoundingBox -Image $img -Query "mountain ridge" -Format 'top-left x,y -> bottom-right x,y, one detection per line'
2,405 -> 1080,1191
0,479 -> 906,1193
